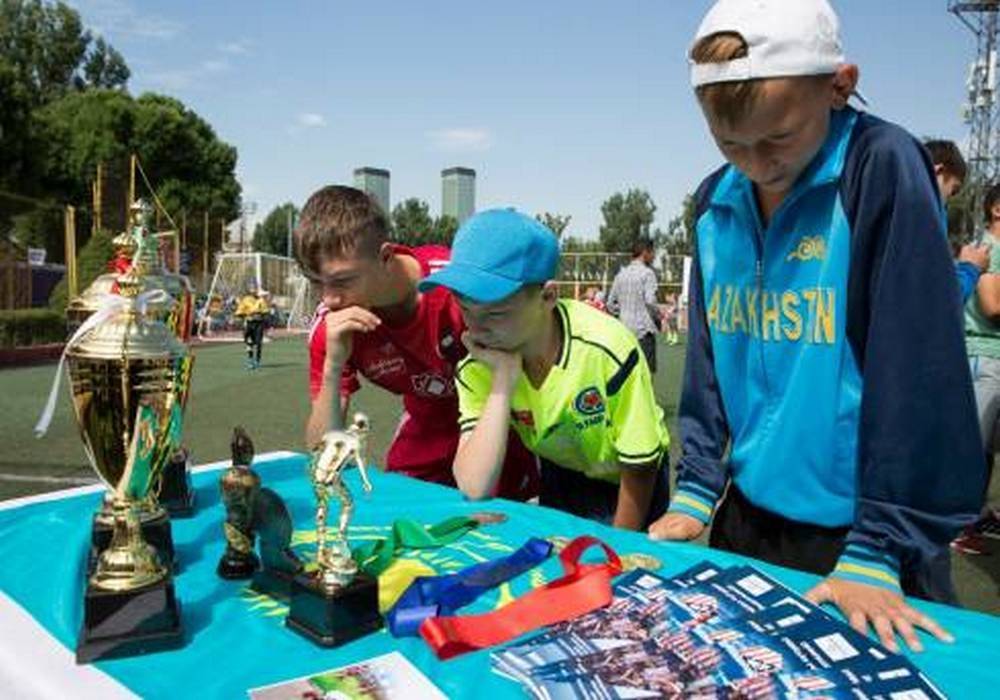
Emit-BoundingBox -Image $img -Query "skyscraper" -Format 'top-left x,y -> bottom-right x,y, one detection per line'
441,167 -> 476,225
352,167 -> 391,215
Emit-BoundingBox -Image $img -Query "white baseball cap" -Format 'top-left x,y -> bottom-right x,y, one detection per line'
690,0 -> 846,88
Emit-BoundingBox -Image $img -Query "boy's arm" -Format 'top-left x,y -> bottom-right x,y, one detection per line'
957,243 -> 989,306
975,272 -> 1000,318
613,464 -> 659,531
643,268 -> 661,328
452,341 -> 520,500
809,124 -> 986,651
304,307 -> 379,448
606,277 -> 621,315
605,338 -> 669,530
654,217 -> 731,536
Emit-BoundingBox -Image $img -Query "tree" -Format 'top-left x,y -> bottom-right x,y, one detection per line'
253,203 -> 298,255
431,215 -> 458,245
536,212 -> 571,239
80,37 -> 130,90
390,198 -> 434,246
48,227 -> 115,312
598,189 -> 657,253
28,89 -> 241,262
0,1 -> 131,190
663,194 -> 696,256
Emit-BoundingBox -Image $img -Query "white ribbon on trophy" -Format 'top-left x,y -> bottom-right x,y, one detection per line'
34,289 -> 173,437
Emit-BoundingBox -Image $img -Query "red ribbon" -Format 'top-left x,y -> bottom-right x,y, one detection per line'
419,535 -> 622,660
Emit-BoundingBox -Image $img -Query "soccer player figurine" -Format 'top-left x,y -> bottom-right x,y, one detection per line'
310,413 -> 373,592
286,413 -> 382,646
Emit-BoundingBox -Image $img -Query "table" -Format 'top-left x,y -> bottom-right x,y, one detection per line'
0,452 -> 997,698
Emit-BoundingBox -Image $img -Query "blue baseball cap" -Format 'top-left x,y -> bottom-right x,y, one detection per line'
419,208 -> 559,303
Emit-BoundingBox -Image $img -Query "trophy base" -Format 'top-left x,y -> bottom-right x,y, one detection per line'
76,577 -> 184,664
159,450 -> 196,518
286,571 -> 382,647
91,511 -> 176,572
250,566 -> 297,600
217,550 -> 260,580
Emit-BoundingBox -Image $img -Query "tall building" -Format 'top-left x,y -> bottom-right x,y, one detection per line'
441,167 -> 476,225
352,167 -> 391,215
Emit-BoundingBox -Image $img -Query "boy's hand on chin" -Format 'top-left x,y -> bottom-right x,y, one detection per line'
324,306 -> 381,366
462,332 -> 521,378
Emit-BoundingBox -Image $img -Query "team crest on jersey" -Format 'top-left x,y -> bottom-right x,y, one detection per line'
786,235 -> 826,262
574,386 -> 605,416
412,372 -> 453,398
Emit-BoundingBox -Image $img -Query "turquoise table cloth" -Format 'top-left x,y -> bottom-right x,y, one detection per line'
0,452 -> 997,698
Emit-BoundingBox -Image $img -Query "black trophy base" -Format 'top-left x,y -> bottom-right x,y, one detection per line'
159,452 -> 196,518
76,577 -> 184,664
250,566 -> 297,600
217,549 -> 260,580
286,572 -> 382,647
90,512 -> 176,573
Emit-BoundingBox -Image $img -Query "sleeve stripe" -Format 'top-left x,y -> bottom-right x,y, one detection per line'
842,544 -> 900,573
680,480 -> 718,502
618,445 -> 663,461
673,494 -> 713,517
832,562 -> 901,590
607,349 -> 640,396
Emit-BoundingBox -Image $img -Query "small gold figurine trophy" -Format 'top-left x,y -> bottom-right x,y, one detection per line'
286,414 -> 383,646
217,427 -> 261,579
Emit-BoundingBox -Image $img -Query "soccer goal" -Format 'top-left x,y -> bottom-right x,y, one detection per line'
198,253 -> 319,339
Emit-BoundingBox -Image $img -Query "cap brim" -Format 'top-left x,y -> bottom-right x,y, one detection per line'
418,263 -> 523,304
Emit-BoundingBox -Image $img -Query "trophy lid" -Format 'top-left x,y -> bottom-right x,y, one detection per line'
67,272 -> 187,361
66,273 -> 119,313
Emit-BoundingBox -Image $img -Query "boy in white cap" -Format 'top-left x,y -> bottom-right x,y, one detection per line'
648,0 -> 986,653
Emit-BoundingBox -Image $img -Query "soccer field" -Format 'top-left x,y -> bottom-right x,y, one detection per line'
1,336 -> 996,614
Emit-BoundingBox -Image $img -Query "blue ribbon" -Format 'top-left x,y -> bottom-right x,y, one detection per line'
387,537 -> 554,636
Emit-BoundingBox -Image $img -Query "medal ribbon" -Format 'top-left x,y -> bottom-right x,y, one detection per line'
419,535 -> 621,660
387,537 -> 553,637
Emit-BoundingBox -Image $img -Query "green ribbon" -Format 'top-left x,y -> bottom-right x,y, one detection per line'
351,516 -> 479,577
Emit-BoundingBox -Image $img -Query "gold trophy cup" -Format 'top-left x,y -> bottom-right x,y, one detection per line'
69,199 -> 197,525
68,267 -> 190,663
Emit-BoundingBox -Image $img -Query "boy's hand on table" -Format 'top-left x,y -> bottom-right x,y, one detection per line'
805,577 -> 953,654
647,512 -> 706,541
324,306 -> 381,367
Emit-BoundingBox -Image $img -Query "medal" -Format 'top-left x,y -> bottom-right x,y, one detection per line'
621,552 -> 663,571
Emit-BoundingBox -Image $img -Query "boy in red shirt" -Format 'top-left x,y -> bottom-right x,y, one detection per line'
297,185 -> 538,499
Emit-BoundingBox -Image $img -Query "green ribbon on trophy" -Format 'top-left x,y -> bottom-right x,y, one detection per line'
351,516 -> 481,577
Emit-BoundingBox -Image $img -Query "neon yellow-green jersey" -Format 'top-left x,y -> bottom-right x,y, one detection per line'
456,299 -> 670,483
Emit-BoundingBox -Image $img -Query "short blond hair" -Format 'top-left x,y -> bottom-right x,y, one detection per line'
691,32 -> 829,127
690,32 -> 763,127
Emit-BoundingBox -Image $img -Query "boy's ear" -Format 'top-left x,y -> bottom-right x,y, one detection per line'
541,281 -> 559,304
377,242 -> 394,265
933,163 -> 945,178
831,64 -> 859,110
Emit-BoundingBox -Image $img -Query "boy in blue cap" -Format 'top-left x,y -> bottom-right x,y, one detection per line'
420,208 -> 670,531
648,0 -> 986,653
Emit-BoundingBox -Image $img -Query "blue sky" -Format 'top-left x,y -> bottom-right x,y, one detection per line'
71,0 -> 975,238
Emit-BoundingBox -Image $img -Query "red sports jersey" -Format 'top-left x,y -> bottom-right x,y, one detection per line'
308,245 -> 538,500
